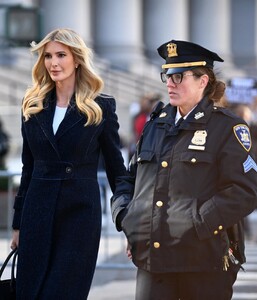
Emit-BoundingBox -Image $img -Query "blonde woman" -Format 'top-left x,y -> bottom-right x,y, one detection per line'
11,28 -> 126,299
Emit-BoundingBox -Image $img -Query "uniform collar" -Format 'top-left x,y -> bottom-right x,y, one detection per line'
175,104 -> 198,123
157,97 -> 214,129
186,97 -> 214,124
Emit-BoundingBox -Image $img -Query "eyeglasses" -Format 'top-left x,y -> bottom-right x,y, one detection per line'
160,72 -> 195,84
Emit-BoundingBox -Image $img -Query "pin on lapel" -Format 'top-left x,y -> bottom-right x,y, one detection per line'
159,112 -> 167,118
194,112 -> 204,120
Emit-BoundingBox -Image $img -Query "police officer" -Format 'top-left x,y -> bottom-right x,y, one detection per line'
111,40 -> 257,300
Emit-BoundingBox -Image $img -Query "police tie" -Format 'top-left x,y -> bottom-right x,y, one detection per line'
175,117 -> 184,127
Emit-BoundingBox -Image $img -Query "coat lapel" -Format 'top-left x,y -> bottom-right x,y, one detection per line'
155,98 -> 214,135
54,98 -> 84,140
35,91 -> 85,155
34,93 -> 59,155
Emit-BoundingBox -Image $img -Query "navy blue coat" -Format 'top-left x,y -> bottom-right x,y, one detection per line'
12,90 -> 126,299
112,97 -> 257,273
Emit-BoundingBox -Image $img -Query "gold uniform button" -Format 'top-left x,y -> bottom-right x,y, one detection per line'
161,161 -> 168,168
191,158 -> 197,163
214,230 -> 218,235
218,225 -> 223,230
156,201 -> 163,207
154,242 -> 160,248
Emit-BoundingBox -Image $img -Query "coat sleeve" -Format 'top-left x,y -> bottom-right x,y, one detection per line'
111,153 -> 137,231
98,96 -> 135,231
98,96 -> 133,232
98,96 -> 128,192
194,121 -> 257,240
12,118 -> 34,229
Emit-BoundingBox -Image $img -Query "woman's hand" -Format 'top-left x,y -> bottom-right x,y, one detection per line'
11,230 -> 20,250
126,241 -> 132,260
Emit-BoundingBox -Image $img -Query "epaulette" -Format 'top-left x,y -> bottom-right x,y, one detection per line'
213,106 -> 239,119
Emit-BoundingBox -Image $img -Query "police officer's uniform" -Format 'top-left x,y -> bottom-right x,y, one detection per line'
111,40 -> 257,300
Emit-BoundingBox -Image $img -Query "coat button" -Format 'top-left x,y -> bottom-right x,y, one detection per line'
156,201 -> 163,207
153,242 -> 160,248
218,225 -> 223,230
214,230 -> 218,235
191,158 -> 197,163
66,167 -> 72,173
161,161 -> 168,168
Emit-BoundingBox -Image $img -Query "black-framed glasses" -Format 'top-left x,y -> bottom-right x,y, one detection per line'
160,72 -> 195,84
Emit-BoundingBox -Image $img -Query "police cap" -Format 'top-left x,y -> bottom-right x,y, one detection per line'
157,40 -> 224,75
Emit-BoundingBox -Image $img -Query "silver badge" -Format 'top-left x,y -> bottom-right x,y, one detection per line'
188,130 -> 207,150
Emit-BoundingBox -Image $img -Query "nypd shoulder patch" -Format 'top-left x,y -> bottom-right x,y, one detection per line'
233,124 -> 251,152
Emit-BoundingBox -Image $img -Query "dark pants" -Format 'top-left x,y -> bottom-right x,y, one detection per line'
136,265 -> 240,300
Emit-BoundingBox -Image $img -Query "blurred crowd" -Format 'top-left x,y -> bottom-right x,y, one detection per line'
128,92 -> 162,159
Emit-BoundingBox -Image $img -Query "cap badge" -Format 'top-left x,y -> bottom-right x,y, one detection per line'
167,43 -> 178,57
188,130 -> 207,151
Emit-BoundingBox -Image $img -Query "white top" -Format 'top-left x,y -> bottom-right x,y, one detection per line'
175,105 -> 197,124
53,106 -> 67,134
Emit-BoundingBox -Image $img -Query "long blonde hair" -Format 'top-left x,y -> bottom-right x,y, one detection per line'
23,28 -> 104,125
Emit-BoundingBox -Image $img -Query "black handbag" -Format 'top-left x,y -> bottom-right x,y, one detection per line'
0,248 -> 18,300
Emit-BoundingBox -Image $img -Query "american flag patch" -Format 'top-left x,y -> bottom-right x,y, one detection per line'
243,155 -> 257,173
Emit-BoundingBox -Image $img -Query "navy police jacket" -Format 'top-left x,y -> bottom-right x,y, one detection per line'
111,97 -> 257,273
